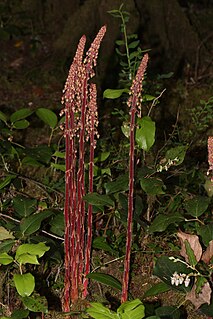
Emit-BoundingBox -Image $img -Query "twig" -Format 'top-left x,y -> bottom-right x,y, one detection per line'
148,88 -> 166,117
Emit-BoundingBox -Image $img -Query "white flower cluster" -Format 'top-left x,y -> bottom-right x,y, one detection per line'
170,272 -> 190,287
157,157 -> 179,172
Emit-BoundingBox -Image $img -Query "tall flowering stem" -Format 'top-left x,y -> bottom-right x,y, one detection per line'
61,26 -> 106,311
121,54 -> 149,303
207,136 -> 213,182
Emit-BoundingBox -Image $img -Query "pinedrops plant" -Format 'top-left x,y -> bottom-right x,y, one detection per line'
61,26 -> 106,311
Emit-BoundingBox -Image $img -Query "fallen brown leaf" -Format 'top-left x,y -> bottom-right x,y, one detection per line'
186,280 -> 211,309
202,240 -> 213,264
177,230 -> 202,263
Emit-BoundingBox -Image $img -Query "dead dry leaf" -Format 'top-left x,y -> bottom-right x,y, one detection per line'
177,230 -> 202,263
186,280 -> 211,309
202,240 -> 213,264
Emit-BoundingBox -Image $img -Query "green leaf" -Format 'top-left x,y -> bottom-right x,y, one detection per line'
51,162 -> 65,171
11,309 -> 29,319
117,299 -> 145,319
0,175 -> 16,190
16,243 -> 50,259
22,156 -> 42,167
14,273 -> 35,297
22,294 -> 48,313
13,196 -> 37,217
155,306 -> 180,319
10,108 -> 33,123
13,119 -> 30,129
105,174 -> 129,194
50,213 -> 64,236
24,145 -> 53,164
0,239 -> 15,253
16,253 -> 39,265
86,302 -> 118,319
0,226 -> 14,240
142,95 -> 155,102
52,151 -> 65,158
83,193 -> 114,207
148,213 -> 184,233
128,40 -> 140,49
184,196 -> 210,218
165,145 -> 188,165
87,273 -> 122,291
153,256 -> 191,292
144,282 -> 171,298
146,317 -> 160,319
140,177 -> 165,195
184,240 -> 197,267
0,252 -> 14,265
0,110 -> 8,123
36,108 -> 58,128
92,237 -> 117,255
20,211 -> 53,236
195,276 -> 207,294
103,88 -> 129,99
95,152 -> 110,163
198,223 -> 213,246
136,117 -> 155,152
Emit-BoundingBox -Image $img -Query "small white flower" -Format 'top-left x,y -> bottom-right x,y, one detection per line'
184,276 -> 190,287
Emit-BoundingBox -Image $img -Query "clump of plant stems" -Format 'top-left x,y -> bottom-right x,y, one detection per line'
61,26 -> 148,310
61,26 -> 106,311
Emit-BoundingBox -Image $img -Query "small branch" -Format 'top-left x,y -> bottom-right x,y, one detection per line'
148,88 -> 166,117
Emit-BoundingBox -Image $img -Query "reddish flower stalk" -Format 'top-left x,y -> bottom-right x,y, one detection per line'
61,26 -> 106,310
207,136 -> 213,182
121,54 -> 149,303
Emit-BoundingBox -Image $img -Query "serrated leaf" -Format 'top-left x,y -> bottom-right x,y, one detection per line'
148,213 -> 184,233
10,108 -> 33,123
36,108 -> 58,128
14,273 -> 35,297
140,177 -> 165,195
20,211 -> 53,236
22,294 -> 48,313
136,117 -> 155,151
13,119 -> 30,129
0,226 -> 14,240
87,273 -> 122,291
184,196 -> 210,218
13,196 -> 37,217
0,252 -> 14,265
83,193 -> 114,207
144,282 -> 171,298
103,88 -> 129,99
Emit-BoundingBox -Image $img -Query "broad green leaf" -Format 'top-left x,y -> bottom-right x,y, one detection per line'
14,273 -> 35,297
86,302 -> 118,319
128,40 -> 140,49
142,95 -> 155,102
143,282 -> 171,298
13,196 -> 37,217
148,213 -> 184,233
51,162 -> 65,171
83,193 -> 114,207
36,108 -> 58,128
92,237 -> 117,256
117,299 -> 145,319
10,108 -> 33,123
153,256 -> 191,292
11,309 -> 29,319
0,252 -> 13,265
121,123 -> 130,138
184,196 -> 210,218
16,253 -> 39,265
95,152 -> 110,163
0,239 -> 15,253
198,223 -> 213,246
22,294 -> 48,313
105,174 -> 129,194
50,213 -> 64,236
20,211 -> 53,236
87,273 -> 122,291
52,151 -> 65,158
0,110 -> 8,123
155,306 -> 180,319
0,226 -> 14,240
13,119 -> 30,129
140,177 -> 165,195
184,240 -> 197,267
0,175 -> 16,190
136,116 -> 155,151
16,243 -> 50,259
165,145 -> 188,165
103,88 -> 129,99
